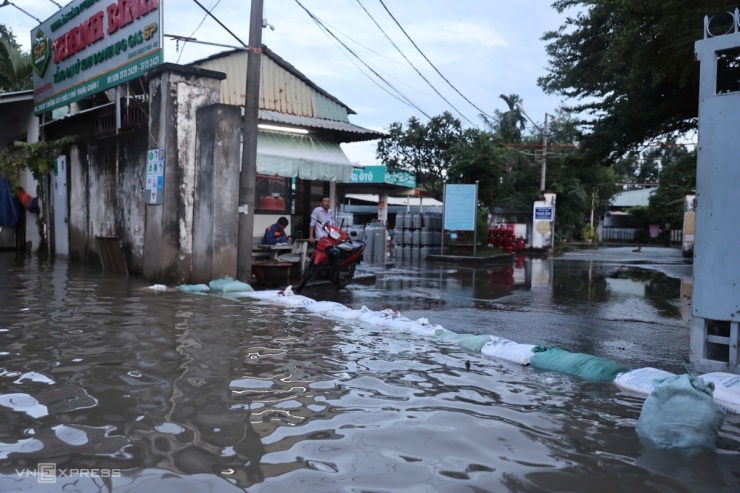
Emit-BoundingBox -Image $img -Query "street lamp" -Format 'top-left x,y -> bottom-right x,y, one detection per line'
516,102 -> 548,194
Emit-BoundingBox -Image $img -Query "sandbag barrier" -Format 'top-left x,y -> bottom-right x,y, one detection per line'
174,279 -> 740,418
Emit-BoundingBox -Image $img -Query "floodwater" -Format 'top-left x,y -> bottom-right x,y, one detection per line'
0,247 -> 738,492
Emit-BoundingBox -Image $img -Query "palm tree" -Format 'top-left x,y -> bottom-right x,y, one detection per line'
497,93 -> 528,142
480,93 -> 528,143
0,38 -> 32,92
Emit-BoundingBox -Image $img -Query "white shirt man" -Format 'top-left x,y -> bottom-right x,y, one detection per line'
309,196 -> 334,242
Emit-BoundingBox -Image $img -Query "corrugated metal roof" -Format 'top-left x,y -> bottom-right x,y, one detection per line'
190,46 -> 354,119
0,90 -> 33,104
610,187 -> 657,208
259,110 -> 385,142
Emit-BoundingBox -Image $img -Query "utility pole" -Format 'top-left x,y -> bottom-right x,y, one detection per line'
540,112 -> 548,194
236,0 -> 264,282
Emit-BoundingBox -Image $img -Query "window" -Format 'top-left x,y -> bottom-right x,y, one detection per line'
716,47 -> 740,94
256,174 -> 291,213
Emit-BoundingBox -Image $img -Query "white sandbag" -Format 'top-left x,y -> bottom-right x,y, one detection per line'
384,318 -> 420,333
237,290 -> 284,300
481,343 -> 536,365
409,318 -> 445,337
700,372 -> 740,415
325,307 -> 371,321
358,309 -> 405,327
305,301 -> 350,313
273,295 -> 315,307
613,367 -> 675,396
480,336 -> 516,354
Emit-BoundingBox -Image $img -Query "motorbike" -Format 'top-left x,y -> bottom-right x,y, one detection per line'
295,222 -> 365,292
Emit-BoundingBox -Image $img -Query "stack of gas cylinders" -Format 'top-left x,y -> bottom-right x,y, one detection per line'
394,212 -> 443,260
488,224 -> 526,253
362,221 -> 389,263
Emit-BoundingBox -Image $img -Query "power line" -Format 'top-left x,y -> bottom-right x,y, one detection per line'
354,0 -> 476,126
311,24 -> 427,110
178,0 -> 223,63
310,16 -> 436,97
293,0 -> 431,119
190,0 -> 248,48
376,0 -> 494,121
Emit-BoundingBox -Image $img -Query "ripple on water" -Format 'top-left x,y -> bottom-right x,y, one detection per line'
0,253 -> 738,492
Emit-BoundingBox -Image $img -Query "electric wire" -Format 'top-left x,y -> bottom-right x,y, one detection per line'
354,0 -> 476,127
189,0 -> 248,48
376,0 -> 494,121
304,11 -> 424,110
314,16 -> 436,97
312,22 -> 429,109
178,0 -> 223,63
293,0 -> 431,119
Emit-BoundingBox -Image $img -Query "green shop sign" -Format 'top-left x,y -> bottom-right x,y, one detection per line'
349,166 -> 416,188
32,0 -> 163,115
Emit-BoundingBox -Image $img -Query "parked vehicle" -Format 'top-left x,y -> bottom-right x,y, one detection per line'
295,222 -> 365,292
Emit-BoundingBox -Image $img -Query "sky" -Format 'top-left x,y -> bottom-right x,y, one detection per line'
3,0 -> 573,165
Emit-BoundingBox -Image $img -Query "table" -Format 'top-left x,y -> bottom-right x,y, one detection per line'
259,244 -> 294,260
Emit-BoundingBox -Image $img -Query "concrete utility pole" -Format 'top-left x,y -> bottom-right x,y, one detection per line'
236,0 -> 264,282
540,112 -> 548,194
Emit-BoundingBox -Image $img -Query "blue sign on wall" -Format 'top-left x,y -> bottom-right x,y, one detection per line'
444,184 -> 477,231
535,207 -> 553,221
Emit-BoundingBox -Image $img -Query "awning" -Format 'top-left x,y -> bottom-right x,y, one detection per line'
257,130 -> 355,182
259,109 -> 386,142
345,194 -> 443,207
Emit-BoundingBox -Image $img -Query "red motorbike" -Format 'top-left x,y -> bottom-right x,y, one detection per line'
295,222 -> 365,292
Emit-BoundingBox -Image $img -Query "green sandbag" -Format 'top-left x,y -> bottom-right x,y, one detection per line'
208,276 -> 254,292
530,344 -> 628,382
177,284 -> 210,292
636,372 -> 726,450
436,330 -> 493,353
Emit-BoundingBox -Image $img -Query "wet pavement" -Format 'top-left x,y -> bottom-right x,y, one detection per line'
0,247 -> 738,492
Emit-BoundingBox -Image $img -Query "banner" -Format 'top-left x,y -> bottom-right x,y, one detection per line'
31,0 -> 163,115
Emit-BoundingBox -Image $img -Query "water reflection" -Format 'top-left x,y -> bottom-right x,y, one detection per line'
0,253 -> 738,492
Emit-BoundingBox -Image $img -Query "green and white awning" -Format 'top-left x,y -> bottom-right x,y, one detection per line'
257,130 -> 355,182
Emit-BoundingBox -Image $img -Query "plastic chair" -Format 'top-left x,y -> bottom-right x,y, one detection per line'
277,240 -> 309,274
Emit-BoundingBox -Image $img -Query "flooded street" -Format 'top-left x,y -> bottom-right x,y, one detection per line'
1,248 -> 739,492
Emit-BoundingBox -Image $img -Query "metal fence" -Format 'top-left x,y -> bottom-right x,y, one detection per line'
600,228 -> 684,243
601,228 -> 639,241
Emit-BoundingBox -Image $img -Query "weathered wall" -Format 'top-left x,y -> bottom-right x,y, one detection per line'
144,64 -> 225,283
191,104 -> 241,284
67,130 -> 148,274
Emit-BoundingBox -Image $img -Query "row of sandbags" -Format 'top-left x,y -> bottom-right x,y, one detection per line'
175,280 -> 740,450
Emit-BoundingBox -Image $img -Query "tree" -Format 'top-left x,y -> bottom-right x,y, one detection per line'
376,112 -> 464,199
539,0 -> 740,161
647,150 -> 697,227
485,94 -> 528,143
530,110 -> 619,240
0,26 -> 32,92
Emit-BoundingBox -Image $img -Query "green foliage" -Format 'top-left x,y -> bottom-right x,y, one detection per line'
539,0 -> 739,161
376,112 -> 463,199
0,28 -> 32,92
0,138 -> 74,184
582,222 -> 596,242
647,151 -> 697,226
